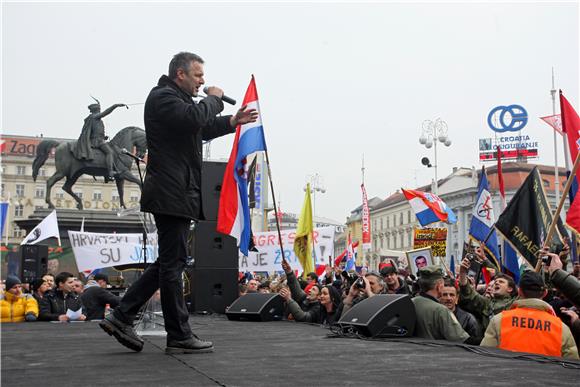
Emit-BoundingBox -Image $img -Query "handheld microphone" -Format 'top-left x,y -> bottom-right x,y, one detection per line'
202,86 -> 236,105
121,148 -> 144,163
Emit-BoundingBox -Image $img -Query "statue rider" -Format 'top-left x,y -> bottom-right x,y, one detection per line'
73,101 -> 128,178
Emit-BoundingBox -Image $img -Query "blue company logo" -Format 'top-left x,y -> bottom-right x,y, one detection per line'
487,105 -> 528,133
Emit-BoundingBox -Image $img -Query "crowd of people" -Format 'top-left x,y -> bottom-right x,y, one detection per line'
237,245 -> 580,359
2,244 -> 580,360
1,272 -> 119,323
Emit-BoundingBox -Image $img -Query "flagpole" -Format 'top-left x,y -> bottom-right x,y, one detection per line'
536,151 -> 580,272
551,68 -> 561,208
263,150 -> 287,262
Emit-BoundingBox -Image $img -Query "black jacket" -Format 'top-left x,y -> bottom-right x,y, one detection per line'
39,290 -> 83,321
141,75 -> 235,220
551,269 -> 580,307
80,285 -> 121,320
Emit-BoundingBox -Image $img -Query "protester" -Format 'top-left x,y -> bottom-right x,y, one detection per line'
81,274 -> 121,320
100,51 -> 258,354
439,280 -> 481,340
246,279 -> 260,293
280,259 -> 321,322
39,272 -> 86,322
31,278 -> 51,304
480,271 -> 579,359
547,252 -> 580,306
319,285 -> 343,325
42,273 -> 56,290
72,278 -> 84,295
341,272 -> 387,317
1,275 -> 39,323
458,252 -> 516,329
412,267 -> 470,342
257,282 -> 271,294
380,264 -> 410,295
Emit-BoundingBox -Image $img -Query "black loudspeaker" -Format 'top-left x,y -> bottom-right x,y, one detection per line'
190,268 -> 239,314
193,221 -> 238,269
338,294 -> 416,337
20,244 -> 49,283
226,293 -> 284,322
201,161 -> 227,221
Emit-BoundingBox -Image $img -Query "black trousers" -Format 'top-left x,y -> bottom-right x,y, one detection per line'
114,213 -> 192,341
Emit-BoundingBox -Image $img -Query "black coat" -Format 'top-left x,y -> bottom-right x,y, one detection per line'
80,286 -> 121,320
141,75 -> 235,220
39,290 -> 83,321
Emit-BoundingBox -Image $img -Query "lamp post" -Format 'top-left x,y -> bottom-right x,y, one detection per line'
419,118 -> 452,195
304,173 -> 326,219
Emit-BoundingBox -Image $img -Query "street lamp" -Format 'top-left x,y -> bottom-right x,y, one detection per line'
304,173 -> 326,219
419,118 -> 451,195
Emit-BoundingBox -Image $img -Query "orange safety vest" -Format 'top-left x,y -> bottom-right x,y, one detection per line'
499,307 -> 562,357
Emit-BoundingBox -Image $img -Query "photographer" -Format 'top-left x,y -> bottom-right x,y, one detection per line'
340,272 -> 386,318
458,247 -> 516,330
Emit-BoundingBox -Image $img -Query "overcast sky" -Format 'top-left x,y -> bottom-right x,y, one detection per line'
2,1 -> 579,223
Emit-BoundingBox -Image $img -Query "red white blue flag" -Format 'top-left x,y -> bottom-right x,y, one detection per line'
344,234 -> 356,271
217,76 -> 267,255
402,189 -> 457,226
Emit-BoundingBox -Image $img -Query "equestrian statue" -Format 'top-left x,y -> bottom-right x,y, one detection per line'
32,101 -> 147,210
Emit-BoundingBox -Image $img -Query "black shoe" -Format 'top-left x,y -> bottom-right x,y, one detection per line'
99,314 -> 144,352
166,334 -> 214,354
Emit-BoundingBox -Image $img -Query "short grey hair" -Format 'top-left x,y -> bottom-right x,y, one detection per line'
168,52 -> 204,79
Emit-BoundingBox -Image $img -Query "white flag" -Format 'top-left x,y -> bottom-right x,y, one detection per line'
21,210 -> 61,246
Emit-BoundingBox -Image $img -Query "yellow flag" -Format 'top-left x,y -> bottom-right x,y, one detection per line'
294,183 -> 314,278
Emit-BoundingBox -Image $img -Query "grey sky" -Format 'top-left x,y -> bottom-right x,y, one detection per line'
2,1 -> 579,223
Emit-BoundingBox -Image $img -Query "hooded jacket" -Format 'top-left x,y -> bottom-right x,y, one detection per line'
0,291 -> 39,323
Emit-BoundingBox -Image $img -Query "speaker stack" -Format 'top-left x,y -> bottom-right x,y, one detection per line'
189,162 -> 239,314
338,294 -> 416,337
20,244 -> 49,283
226,293 -> 284,321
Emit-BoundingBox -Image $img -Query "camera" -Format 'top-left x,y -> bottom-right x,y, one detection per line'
465,252 -> 477,262
541,255 -> 552,266
354,277 -> 366,289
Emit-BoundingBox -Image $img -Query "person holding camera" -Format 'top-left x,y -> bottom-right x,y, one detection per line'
458,247 -> 516,330
480,271 -> 578,359
340,272 -> 386,318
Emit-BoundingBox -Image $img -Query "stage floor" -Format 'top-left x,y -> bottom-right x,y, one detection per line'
2,315 -> 579,386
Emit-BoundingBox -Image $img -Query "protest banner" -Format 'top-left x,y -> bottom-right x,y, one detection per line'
413,227 -> 447,257
68,230 -> 158,272
241,226 -> 335,273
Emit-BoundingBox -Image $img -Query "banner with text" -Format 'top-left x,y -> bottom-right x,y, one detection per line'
241,226 -> 335,273
68,231 -> 158,272
413,227 -> 447,257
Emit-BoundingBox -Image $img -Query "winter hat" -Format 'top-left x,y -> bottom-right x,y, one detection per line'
5,275 -> 22,291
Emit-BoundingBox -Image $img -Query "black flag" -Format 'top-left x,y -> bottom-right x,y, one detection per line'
495,167 -> 563,267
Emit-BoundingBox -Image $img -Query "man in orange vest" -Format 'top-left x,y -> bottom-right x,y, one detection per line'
480,271 -> 578,359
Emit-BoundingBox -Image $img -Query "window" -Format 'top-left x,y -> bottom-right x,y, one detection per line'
380,237 -> 383,249
1,184 -> 4,197
380,218 -> 383,230
55,192 -> 64,199
13,226 -> 24,237
35,186 -> 45,198
130,191 -> 139,202
93,190 -> 102,201
112,190 -> 120,202
386,216 -> 390,228
399,213 -> 403,225
14,204 -> 23,217
408,210 -> 411,224
16,184 -> 25,197
16,166 -> 26,175
39,168 -> 47,177
542,179 -> 550,188
74,191 -> 83,199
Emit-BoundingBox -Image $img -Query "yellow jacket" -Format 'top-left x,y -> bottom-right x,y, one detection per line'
0,291 -> 39,323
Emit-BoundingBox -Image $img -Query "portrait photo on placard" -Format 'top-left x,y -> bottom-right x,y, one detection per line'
406,247 -> 433,276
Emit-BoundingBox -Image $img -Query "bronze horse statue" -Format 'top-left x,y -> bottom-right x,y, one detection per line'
32,126 -> 147,210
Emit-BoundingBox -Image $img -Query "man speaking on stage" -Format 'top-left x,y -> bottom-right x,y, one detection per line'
100,52 -> 258,354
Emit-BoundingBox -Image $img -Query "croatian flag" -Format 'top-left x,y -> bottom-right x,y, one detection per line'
217,76 -> 267,255
344,234 -> 356,271
402,189 -> 457,226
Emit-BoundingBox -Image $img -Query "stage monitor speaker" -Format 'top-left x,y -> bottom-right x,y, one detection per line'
192,221 -> 238,269
201,161 -> 227,221
20,244 -> 49,283
190,268 -> 238,314
338,294 -> 416,337
226,293 -> 284,322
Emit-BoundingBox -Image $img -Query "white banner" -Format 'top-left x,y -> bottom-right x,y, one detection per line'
68,231 -> 158,272
240,226 -> 335,273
